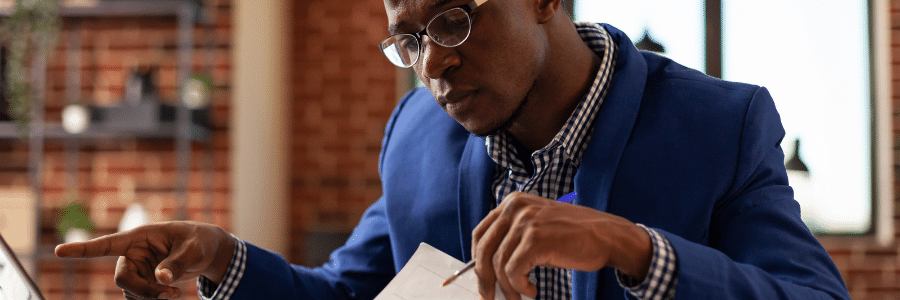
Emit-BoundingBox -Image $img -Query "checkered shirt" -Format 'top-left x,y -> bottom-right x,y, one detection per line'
617,224 -> 679,300
485,22 -> 677,300
197,236 -> 246,300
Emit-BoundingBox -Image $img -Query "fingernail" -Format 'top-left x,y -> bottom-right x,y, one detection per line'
158,292 -> 172,298
157,268 -> 173,282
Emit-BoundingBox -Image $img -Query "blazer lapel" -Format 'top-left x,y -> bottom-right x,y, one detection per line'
453,24 -> 648,298
457,134 -> 496,262
571,24 -> 647,300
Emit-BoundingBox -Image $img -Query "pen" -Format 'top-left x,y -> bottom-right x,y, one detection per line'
440,192 -> 577,287
440,260 -> 476,287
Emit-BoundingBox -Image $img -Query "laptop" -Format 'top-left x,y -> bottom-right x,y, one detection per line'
0,234 -> 44,300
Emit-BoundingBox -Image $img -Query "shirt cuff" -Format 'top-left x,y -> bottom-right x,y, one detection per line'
197,236 -> 247,300
615,224 -> 678,300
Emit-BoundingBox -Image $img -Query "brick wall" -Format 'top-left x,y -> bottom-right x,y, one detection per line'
0,1 -> 233,299
290,0 -> 397,265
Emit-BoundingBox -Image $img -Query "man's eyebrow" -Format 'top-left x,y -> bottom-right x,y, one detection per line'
431,0 -> 455,9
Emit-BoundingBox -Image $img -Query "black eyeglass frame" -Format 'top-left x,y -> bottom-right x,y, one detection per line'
380,0 -> 489,68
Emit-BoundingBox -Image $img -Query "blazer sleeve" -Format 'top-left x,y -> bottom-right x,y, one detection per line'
226,197 -> 395,300
660,87 -> 850,299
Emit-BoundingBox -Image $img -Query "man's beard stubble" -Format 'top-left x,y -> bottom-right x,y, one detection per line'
477,79 -> 538,138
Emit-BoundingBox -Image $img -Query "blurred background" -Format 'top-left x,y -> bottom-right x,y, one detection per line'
0,0 -> 896,299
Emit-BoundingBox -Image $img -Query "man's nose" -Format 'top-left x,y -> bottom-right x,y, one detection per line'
419,37 -> 461,79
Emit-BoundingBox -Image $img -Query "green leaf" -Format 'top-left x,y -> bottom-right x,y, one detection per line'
56,202 -> 95,239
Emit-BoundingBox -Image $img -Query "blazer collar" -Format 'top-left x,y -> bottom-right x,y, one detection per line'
457,134 -> 496,262
571,23 -> 647,300
572,24 -> 646,221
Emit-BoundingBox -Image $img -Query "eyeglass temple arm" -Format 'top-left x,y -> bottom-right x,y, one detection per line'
465,0 -> 487,12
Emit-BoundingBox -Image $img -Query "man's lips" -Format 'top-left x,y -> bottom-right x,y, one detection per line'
439,89 -> 477,105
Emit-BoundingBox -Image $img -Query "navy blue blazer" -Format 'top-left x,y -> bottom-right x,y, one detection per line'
226,25 -> 850,299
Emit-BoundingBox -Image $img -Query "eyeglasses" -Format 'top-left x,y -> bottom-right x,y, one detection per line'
380,0 -> 489,68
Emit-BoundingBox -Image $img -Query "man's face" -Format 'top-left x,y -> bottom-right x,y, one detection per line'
384,0 -> 547,136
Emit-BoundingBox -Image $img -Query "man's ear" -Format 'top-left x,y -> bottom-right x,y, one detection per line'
534,0 -> 561,24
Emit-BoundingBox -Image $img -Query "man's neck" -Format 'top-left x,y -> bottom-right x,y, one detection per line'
506,22 -> 603,152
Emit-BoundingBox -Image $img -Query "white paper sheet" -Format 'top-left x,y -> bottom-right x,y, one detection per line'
374,243 -> 533,300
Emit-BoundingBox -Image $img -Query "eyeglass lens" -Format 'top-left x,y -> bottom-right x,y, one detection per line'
382,35 -> 419,67
380,7 -> 472,67
427,8 -> 470,47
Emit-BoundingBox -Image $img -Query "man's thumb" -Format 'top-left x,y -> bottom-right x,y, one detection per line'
155,256 -> 186,285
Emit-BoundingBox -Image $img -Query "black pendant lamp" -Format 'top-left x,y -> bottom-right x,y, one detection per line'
635,29 -> 665,53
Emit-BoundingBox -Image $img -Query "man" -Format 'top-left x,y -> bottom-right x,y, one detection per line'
56,0 -> 851,299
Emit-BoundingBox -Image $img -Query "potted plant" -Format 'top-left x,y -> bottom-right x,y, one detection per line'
0,0 -> 60,129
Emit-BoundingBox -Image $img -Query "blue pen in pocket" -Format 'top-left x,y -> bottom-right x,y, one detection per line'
557,192 -> 576,204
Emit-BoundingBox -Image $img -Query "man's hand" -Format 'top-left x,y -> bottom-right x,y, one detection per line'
55,221 -> 236,300
471,192 -> 653,300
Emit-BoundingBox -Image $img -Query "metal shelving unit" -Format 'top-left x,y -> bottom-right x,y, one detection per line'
0,0 -> 208,284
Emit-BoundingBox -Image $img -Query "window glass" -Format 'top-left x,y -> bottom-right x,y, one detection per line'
723,1 -> 871,234
574,0 -> 706,72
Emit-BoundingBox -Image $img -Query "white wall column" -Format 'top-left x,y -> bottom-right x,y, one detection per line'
231,0 -> 289,255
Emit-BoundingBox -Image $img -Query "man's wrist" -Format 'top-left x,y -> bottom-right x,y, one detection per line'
197,238 -> 247,300
616,225 -> 679,300
201,229 -> 238,284
613,222 -> 653,280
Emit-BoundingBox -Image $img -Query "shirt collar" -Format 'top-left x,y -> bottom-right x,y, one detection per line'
486,23 -> 618,170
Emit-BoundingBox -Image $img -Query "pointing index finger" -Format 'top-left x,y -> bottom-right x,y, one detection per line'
55,231 -> 138,258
